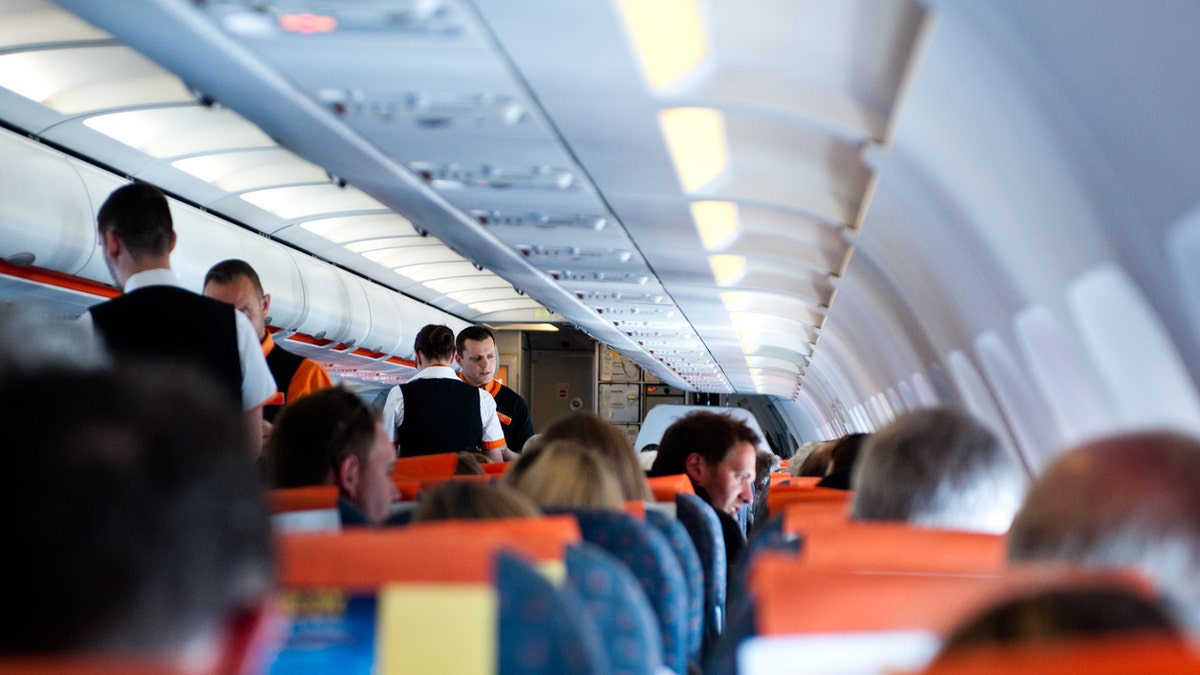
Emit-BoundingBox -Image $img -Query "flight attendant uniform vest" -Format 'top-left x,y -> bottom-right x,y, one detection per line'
89,286 -> 243,406
395,378 -> 484,456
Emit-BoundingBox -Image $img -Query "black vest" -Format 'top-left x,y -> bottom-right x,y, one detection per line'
90,285 -> 242,406
264,345 -> 305,423
396,378 -> 484,456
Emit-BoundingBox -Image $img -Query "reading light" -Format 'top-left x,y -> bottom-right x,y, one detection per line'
615,0 -> 708,90
692,201 -> 740,251
709,254 -> 747,287
660,108 -> 728,193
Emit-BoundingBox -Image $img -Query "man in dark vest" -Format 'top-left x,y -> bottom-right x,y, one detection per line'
381,324 -> 511,461
203,259 -> 333,427
80,183 -> 275,454
456,325 -> 534,452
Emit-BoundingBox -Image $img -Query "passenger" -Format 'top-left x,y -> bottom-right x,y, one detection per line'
381,324 -> 511,461
79,183 -> 275,454
647,411 -> 760,567
751,449 -> 782,529
203,258 -> 333,427
815,432 -> 869,490
504,440 -> 626,511
937,586 -> 1181,655
1008,431 -> 1200,628
456,325 -> 535,452
267,386 -> 399,526
792,440 -> 835,478
540,411 -> 653,501
0,365 -> 275,672
412,481 -> 540,523
849,408 -> 1025,534
455,451 -> 487,475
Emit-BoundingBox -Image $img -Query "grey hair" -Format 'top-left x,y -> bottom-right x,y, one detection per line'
1008,431 -> 1200,627
849,408 -> 1026,534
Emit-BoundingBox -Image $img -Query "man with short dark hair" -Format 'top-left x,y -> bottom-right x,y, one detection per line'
456,325 -> 534,451
204,258 -> 333,424
80,183 -> 275,454
0,364 -> 276,672
849,408 -> 1026,534
267,386 -> 399,525
649,411 -> 760,567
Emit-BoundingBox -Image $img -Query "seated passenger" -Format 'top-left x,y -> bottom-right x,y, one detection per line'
792,440 -> 835,478
648,411 -> 760,567
455,451 -> 488,475
939,586 -> 1181,654
815,432 -> 868,490
1008,431 -> 1200,628
539,412 -> 653,501
849,408 -> 1026,534
412,481 -> 541,523
267,386 -> 399,526
0,365 -> 275,673
504,440 -> 626,511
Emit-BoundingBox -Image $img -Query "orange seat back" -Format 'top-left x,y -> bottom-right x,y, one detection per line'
796,521 -> 1007,575
766,483 -> 848,515
780,499 -> 849,530
390,452 -> 458,482
268,485 -> 339,513
279,515 -> 581,589
750,552 -> 1154,636
647,474 -> 695,501
481,460 -> 510,476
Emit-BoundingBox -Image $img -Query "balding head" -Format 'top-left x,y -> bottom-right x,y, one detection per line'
1009,431 -> 1200,622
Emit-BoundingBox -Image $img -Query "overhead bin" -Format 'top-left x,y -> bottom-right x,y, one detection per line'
0,132 -> 103,276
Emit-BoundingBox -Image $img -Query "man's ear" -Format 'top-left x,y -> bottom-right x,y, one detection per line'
337,453 -> 361,499
261,292 -> 272,318
167,229 -> 177,253
684,452 -> 706,482
101,229 -> 122,259
212,599 -> 283,675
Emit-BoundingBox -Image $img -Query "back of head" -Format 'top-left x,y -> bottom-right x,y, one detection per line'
414,324 -> 456,363
268,386 -> 377,488
97,183 -> 174,258
541,412 -> 652,500
504,440 -> 626,511
0,364 -> 273,655
793,440 -> 834,478
412,481 -> 540,522
649,410 -> 761,477
1008,431 -> 1200,622
940,586 -> 1180,655
849,408 -> 1026,534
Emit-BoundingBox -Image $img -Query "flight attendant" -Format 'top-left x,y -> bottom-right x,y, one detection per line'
382,324 -> 511,461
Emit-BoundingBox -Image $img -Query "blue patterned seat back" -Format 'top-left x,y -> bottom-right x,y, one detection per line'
565,509 -> 690,675
645,509 -> 704,662
565,542 -> 663,675
496,551 -> 611,675
675,492 -> 727,648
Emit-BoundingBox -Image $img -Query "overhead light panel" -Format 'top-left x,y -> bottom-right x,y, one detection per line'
616,0 -> 708,90
709,254 -> 747,287
691,201 -> 740,250
660,108 -> 727,193
84,107 -> 275,158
